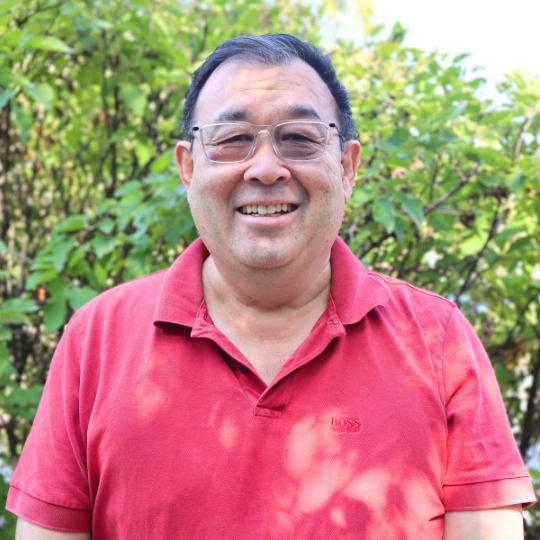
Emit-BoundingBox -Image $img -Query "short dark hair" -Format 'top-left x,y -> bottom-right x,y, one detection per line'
181,34 -> 358,148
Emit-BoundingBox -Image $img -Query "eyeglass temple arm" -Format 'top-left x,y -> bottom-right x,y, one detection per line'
329,122 -> 345,142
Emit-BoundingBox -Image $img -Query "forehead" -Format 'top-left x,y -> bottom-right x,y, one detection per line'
194,59 -> 338,125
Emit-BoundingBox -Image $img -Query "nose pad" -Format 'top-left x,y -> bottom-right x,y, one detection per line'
244,129 -> 290,185
250,130 -> 278,159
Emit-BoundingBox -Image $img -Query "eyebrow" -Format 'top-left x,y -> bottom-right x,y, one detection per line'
214,109 -> 252,122
287,106 -> 323,121
212,105 -> 323,124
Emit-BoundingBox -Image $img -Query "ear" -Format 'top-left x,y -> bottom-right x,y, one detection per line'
175,141 -> 194,198
340,140 -> 361,203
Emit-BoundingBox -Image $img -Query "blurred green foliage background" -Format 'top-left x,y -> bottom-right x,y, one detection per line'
0,0 -> 539,537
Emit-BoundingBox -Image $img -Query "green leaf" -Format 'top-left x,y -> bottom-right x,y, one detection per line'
47,277 -> 68,298
93,236 -> 118,258
23,83 -> 55,109
1,28 -> 23,48
0,88 -> 15,108
460,234 -> 488,256
496,224 -> 526,242
114,180 -> 142,197
43,297 -> 67,333
6,385 -> 44,406
429,213 -> 450,233
50,240 -> 75,271
26,269 -> 59,290
0,303 -> 33,325
480,173 -> 503,188
378,128 -> 408,152
351,184 -> 379,208
12,102 -> 33,141
0,311 -> 29,325
0,357 -> 18,376
163,221 -> 187,246
0,327 -> 13,340
0,298 -> 38,313
93,261 -> 108,287
0,342 -> 8,361
55,215 -> 89,233
453,53 -> 471,64
373,197 -> 395,233
464,147 -> 510,168
67,258 -> 92,276
120,84 -> 147,116
0,0 -> 23,16
152,12 -> 171,37
399,194 -> 424,228
363,158 -> 384,178
93,19 -> 113,29
135,140 -> 152,166
151,148 -> 175,173
109,126 -> 135,144
394,217 -> 405,243
98,218 -> 115,235
377,41 -> 399,59
67,287 -> 98,311
24,36 -> 74,54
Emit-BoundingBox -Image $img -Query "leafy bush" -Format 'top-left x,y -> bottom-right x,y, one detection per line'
0,0 -> 539,537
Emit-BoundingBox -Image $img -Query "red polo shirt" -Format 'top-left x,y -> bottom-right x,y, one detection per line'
7,237 -> 536,539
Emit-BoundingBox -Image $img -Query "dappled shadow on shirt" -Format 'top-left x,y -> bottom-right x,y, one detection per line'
85,310 -> 526,539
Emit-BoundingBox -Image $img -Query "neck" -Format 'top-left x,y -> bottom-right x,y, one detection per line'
201,249 -> 333,351
202,251 -> 332,314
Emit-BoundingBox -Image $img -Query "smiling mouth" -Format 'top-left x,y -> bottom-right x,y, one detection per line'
239,204 -> 298,216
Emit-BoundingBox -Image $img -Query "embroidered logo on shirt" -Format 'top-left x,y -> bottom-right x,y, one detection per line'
330,417 -> 361,433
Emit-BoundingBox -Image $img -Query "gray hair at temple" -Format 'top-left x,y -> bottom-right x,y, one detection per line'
181,34 -> 358,151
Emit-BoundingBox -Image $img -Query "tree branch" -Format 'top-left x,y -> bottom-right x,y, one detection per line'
0,245 -> 35,265
512,116 -> 533,164
424,161 -> 483,215
519,330 -> 540,458
455,196 -> 503,303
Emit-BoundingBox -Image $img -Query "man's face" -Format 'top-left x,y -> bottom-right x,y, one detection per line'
176,59 -> 360,272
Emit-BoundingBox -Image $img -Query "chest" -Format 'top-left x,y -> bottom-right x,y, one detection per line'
85,321 -> 447,539
225,332 -> 306,384
208,306 -> 325,385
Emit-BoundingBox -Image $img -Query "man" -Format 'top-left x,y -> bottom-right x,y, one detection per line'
7,34 -> 536,539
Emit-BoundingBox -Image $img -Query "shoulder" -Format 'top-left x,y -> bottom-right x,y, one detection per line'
362,270 -> 462,359
70,269 -> 168,329
368,270 -> 455,316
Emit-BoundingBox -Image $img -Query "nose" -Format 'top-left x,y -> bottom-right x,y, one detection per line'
243,131 -> 291,185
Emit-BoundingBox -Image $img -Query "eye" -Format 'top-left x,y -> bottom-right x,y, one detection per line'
203,124 -> 254,146
221,134 -> 253,144
282,132 -> 314,142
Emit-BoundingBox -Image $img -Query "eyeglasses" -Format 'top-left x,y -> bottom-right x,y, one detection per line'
191,120 -> 344,164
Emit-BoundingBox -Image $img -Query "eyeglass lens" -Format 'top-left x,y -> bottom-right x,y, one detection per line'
200,122 -> 329,162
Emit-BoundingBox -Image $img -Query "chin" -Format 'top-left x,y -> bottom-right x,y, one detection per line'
231,240 -> 300,270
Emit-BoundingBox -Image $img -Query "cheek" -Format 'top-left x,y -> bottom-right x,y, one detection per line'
312,163 -> 346,211
188,176 -> 235,238
190,171 -> 228,212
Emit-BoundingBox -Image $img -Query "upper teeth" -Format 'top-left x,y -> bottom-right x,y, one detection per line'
241,204 -> 293,215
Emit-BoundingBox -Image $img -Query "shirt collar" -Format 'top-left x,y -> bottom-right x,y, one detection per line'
328,236 -> 389,325
153,238 -> 208,329
153,236 -> 388,329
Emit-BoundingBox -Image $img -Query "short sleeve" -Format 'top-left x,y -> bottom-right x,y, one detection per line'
441,307 -> 536,511
6,317 -> 92,532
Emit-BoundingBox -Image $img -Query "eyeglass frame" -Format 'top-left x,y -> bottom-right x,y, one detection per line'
191,120 -> 346,164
